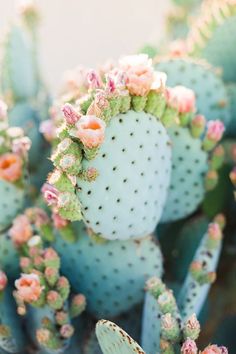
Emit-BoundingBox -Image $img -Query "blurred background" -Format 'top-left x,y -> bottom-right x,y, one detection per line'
0,0 -> 171,91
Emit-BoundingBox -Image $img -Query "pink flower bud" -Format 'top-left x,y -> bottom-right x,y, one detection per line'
87,70 -> 103,89
169,39 -> 188,57
20,257 -> 31,270
206,120 -> 225,142
41,183 -> 59,206
105,75 -> 116,93
181,338 -> 198,354
192,115 -> 206,128
60,324 -> 74,339
75,115 -> 106,149
166,86 -> 196,114
39,120 -> 57,142
0,271 -> 7,291
52,212 -> 69,229
61,103 -> 81,125
15,273 -> 43,303
94,91 -> 109,110
12,137 -> 31,157
9,215 -> 33,246
208,223 -> 222,240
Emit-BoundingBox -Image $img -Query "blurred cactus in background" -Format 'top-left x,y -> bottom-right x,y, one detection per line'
1,0 -> 236,352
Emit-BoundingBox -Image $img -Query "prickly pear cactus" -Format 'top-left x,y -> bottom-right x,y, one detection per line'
187,0 -> 236,82
0,230 -> 19,280
0,101 -> 30,231
96,320 -> 145,354
11,208 -> 86,354
161,90 -> 225,222
54,221 -> 163,318
0,271 -> 25,353
46,54 -> 172,240
155,57 -> 230,128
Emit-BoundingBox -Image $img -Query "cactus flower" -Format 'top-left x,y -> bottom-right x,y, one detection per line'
151,71 -> 167,91
166,86 -> 196,114
119,54 -> 154,96
9,215 -> 33,246
75,115 -> 106,148
62,103 -> 81,125
0,100 -> 8,120
87,70 -> 103,89
206,120 -> 225,142
15,273 -> 43,303
12,136 -> 31,156
39,120 -> 57,142
201,345 -> 228,354
52,212 -> 69,229
42,183 -> 59,206
0,153 -> 23,182
181,338 -> 198,354
0,270 -> 7,291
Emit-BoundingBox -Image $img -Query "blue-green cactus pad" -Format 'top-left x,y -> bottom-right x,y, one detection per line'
155,58 -> 230,128
0,231 -> 19,280
0,286 -> 25,353
9,102 -> 45,170
1,25 -> 38,101
77,110 -> 171,240
141,292 -> 161,354
0,180 -> 25,232
161,125 -> 208,222
96,320 -> 145,354
200,15 -> 236,83
54,222 -> 163,318
226,83 -> 236,136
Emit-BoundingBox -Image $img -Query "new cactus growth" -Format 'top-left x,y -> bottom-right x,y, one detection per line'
10,208 -> 86,353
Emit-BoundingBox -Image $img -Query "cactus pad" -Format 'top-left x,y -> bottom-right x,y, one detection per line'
54,222 -> 163,318
161,125 -> 208,222
96,320 -> 145,354
0,231 -> 19,279
155,58 -> 230,127
78,110 -> 171,240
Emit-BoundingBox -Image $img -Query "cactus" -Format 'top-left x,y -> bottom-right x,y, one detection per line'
45,54 -> 173,240
0,271 -> 26,353
10,207 -> 86,354
0,100 -> 30,232
187,0 -> 236,82
54,221 -> 163,318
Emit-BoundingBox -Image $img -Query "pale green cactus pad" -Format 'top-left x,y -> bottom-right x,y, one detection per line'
0,179 -> 25,232
155,58 -> 230,128
0,231 -> 19,280
78,110 -> 171,240
54,222 -> 163,318
1,25 -> 38,101
161,125 -> 208,222
96,320 -> 145,354
226,83 -> 236,137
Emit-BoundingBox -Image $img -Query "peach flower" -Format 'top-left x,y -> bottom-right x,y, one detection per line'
169,39 -> 188,57
52,212 -> 69,229
206,120 -> 225,142
0,270 -> 7,291
0,153 -> 23,182
9,215 -> 33,246
166,86 -> 196,114
201,345 -> 228,354
119,54 -> 154,96
15,273 -> 43,303
76,115 -> 106,148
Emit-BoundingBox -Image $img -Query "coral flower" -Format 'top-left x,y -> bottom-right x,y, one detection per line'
119,54 -> 154,96
206,120 -> 225,142
0,270 -> 8,291
76,115 -> 106,149
15,273 -> 43,303
201,345 -> 228,354
9,215 -> 33,246
0,153 -> 23,182
166,85 -> 196,114
52,212 -> 69,229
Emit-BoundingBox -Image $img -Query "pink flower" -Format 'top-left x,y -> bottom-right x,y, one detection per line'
39,120 -> 57,142
201,345 -> 228,354
12,137 -> 31,156
75,115 -> 106,148
15,273 -> 43,303
52,212 -> 69,229
119,54 -> 154,96
0,153 -> 23,182
9,215 -> 33,246
206,120 -> 225,142
0,100 -> 8,120
105,75 -> 116,94
0,271 -> 7,291
61,103 -> 81,125
151,71 -> 167,91
181,338 -> 198,354
41,183 -> 59,206
87,70 -> 103,89
192,115 -> 206,127
169,39 -> 188,57
166,86 -> 196,114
